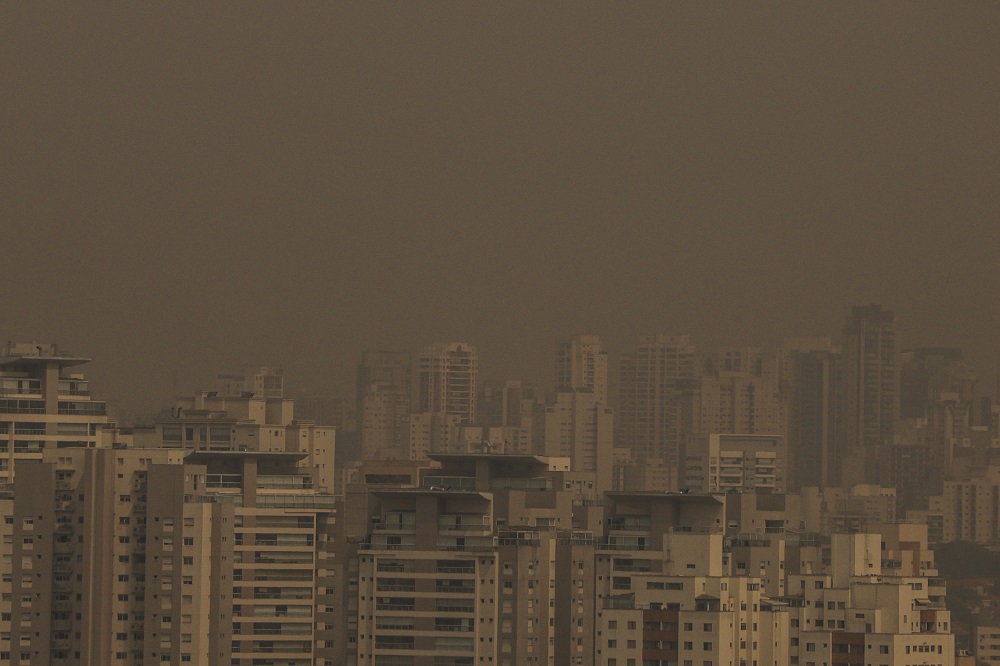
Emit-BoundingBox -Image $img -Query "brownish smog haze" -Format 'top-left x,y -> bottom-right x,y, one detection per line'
2,3 -> 998,416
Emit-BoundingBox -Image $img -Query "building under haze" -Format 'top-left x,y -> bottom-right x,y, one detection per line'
842,305 -> 898,485
616,335 -> 697,490
217,366 -> 284,399
356,351 -> 411,461
781,339 -> 844,489
415,342 -> 478,424
0,343 -> 111,487
555,334 -> 609,405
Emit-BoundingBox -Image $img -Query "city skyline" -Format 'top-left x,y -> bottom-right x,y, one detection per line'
2,3 -> 998,416
8,309 -> 996,422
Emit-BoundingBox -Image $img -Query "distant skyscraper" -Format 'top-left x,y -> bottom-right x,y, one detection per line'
842,304 -> 898,485
217,366 -> 284,398
556,335 -> 609,405
693,347 -> 785,438
356,351 -> 411,460
781,339 -> 844,489
538,389 -> 615,493
616,335 -> 697,487
416,342 -> 478,425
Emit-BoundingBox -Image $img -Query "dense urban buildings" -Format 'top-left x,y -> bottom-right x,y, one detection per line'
4,303 -> 998,664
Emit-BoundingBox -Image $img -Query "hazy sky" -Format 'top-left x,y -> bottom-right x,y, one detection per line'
3,3 -> 998,416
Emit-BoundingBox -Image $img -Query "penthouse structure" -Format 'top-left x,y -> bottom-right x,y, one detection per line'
0,343 -> 111,486
133,389 -> 336,493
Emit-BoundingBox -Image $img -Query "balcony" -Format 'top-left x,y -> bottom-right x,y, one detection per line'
368,535 -> 416,551
256,494 -> 335,510
600,535 -> 650,551
422,475 -> 476,491
436,535 -> 496,552
57,400 -> 107,416
497,530 -> 540,546
206,474 -> 243,490
438,515 -> 490,532
490,477 -> 552,491
257,475 -> 313,491
0,379 -> 42,395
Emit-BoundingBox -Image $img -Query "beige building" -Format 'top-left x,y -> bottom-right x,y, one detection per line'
595,492 -> 790,666
357,351 -> 411,461
0,343 -> 111,486
536,389 -> 615,493
928,469 -> 1000,545
415,342 -> 478,425
133,389 -> 336,493
348,453 -> 579,666
692,374 -> 785,439
685,433 -> 786,493
8,445 -> 338,666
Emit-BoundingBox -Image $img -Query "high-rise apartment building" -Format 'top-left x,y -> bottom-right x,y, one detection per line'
537,390 -> 615,493
842,305 -> 898,485
616,335 -> 697,488
556,335 -> 609,405
416,343 -> 478,424
357,351 -> 411,461
0,343 -> 110,486
9,445 -> 338,666
348,453 -> 578,666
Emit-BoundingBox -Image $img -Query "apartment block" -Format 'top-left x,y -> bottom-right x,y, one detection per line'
685,433 -> 786,494
8,445 -> 337,666
351,453 -> 578,666
0,342 -> 110,485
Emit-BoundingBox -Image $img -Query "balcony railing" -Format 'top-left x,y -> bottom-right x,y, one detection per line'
422,475 -> 477,491
257,475 -> 313,490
